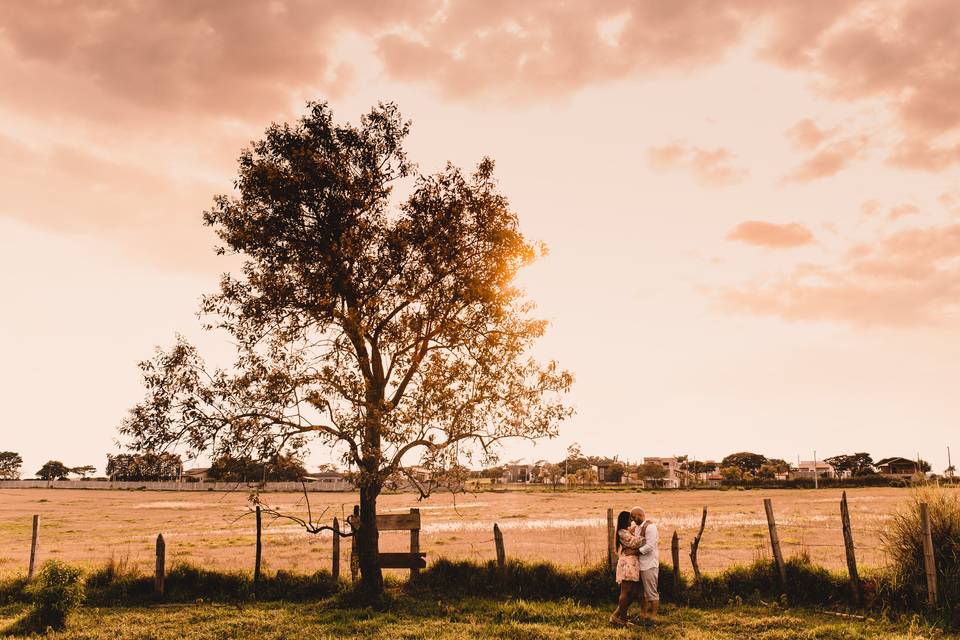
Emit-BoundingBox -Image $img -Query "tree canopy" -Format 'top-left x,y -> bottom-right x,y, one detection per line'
36,460 -> 70,480
0,451 -> 22,480
119,102 -> 573,599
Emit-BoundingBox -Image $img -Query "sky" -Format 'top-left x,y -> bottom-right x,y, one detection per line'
1,0 -> 959,476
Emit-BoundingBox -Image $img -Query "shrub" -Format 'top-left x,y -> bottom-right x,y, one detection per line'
25,560 -> 85,631
882,486 -> 960,626
412,558 -> 683,603
0,575 -> 28,605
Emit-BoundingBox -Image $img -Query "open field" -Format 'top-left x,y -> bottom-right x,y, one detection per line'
0,597 -> 953,639
0,486 -> 917,577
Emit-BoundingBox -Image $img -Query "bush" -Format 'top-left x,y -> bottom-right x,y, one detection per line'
412,558 -> 683,603
83,561 -> 340,606
24,560 -> 85,631
882,486 -> 960,626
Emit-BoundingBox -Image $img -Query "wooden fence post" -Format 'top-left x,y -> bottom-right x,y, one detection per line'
27,515 -> 39,581
254,505 -> 262,587
606,508 -> 616,572
689,507 -> 707,586
839,491 -> 862,606
763,498 -> 787,591
350,505 -> 360,583
671,530 -> 681,594
920,502 -> 938,606
155,534 -> 166,599
332,517 -> 340,580
409,508 -> 421,579
493,523 -> 506,574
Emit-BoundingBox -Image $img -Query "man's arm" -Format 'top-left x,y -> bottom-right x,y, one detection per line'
637,523 -> 658,555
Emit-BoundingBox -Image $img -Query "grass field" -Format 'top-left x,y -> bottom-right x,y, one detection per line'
0,595 -> 953,639
0,486 -> 908,577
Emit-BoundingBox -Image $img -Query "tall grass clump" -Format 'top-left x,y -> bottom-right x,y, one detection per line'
22,560 -> 85,632
882,485 -> 960,625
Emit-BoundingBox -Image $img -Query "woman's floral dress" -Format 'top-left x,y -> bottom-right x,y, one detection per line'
615,525 -> 645,583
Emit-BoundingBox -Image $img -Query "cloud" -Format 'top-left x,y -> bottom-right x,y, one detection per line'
0,1 -> 433,126
727,221 -> 814,248
783,136 -> 869,182
0,135 -> 220,269
784,118 -> 834,150
887,204 -> 919,220
718,223 -> 960,327
647,143 -> 746,186
375,1 -> 746,101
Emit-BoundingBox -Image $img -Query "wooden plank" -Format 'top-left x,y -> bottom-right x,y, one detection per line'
409,508 -> 421,578
378,552 -> 427,569
376,512 -> 422,531
920,502 -> 938,606
763,498 -> 787,591
28,515 -> 39,581
839,492 -> 862,606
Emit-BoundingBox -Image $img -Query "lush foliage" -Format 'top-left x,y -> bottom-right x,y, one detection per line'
105,452 -> 182,481
35,460 -> 70,480
881,486 -> 960,626
118,102 -> 572,597
206,453 -> 307,483
23,560 -> 85,631
0,451 -> 23,479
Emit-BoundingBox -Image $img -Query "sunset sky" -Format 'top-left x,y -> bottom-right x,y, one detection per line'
2,1 -> 959,476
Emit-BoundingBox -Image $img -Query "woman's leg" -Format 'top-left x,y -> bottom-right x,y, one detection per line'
611,581 -> 633,622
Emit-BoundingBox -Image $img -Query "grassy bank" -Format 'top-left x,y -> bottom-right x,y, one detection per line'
0,595 -> 954,639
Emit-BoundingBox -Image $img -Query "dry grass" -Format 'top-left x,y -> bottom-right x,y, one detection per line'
0,486 -> 912,577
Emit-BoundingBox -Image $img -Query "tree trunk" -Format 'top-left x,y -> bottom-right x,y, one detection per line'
356,480 -> 384,600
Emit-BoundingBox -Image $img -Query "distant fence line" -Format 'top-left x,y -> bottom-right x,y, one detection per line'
0,479 -> 355,492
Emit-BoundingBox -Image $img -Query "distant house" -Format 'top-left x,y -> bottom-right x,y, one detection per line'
642,457 -> 685,488
594,463 -> 610,483
875,457 -> 921,476
303,469 -> 347,485
791,461 -> 835,480
502,464 -> 531,483
182,467 -> 210,482
706,473 -> 723,488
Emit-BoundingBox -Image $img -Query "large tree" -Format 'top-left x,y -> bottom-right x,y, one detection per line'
36,460 -> 70,480
120,102 -> 573,599
0,451 -> 22,480
720,452 -> 767,476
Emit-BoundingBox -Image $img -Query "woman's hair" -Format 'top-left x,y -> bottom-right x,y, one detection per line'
615,510 -> 631,550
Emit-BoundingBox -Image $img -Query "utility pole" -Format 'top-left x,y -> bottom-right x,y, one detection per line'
813,450 -> 819,489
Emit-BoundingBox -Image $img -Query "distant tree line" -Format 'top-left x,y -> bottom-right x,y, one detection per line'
475,447 -> 939,488
106,453 -> 183,481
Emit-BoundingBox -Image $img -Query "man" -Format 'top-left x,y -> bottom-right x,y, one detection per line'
630,506 -> 659,622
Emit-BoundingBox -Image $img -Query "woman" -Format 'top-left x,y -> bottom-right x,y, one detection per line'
609,510 -> 647,627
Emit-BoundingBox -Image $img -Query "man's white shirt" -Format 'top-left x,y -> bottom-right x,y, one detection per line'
636,521 -> 659,571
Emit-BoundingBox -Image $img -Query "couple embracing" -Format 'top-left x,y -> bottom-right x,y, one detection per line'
610,506 -> 659,627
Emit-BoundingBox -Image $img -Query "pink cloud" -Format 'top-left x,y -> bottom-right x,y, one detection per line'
727,221 -> 814,248
783,136 -> 869,182
647,143 -> 746,186
887,204 -> 919,220
719,223 -> 960,327
0,135 -> 219,269
784,118 -> 834,150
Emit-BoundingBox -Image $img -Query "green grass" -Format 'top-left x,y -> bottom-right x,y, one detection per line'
0,595 -> 953,639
